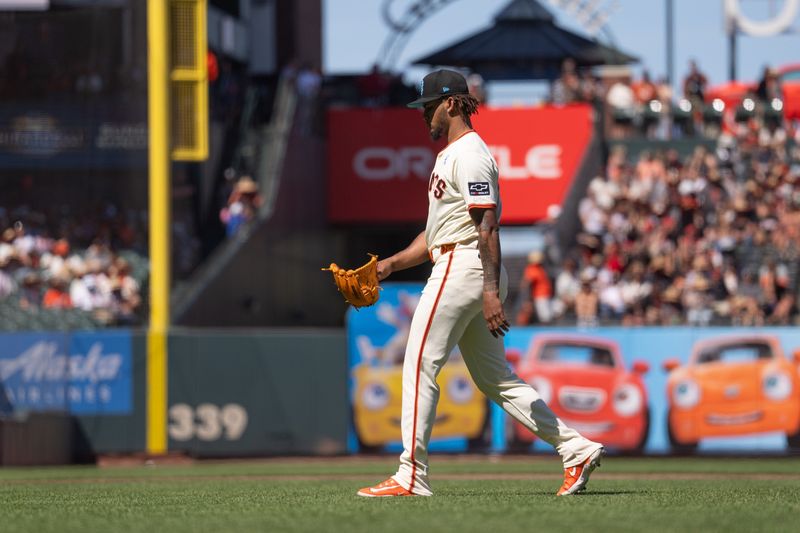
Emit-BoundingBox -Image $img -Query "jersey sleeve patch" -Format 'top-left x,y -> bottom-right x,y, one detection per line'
468,182 -> 491,196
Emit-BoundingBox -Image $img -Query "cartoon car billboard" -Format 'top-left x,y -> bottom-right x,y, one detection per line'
350,289 -> 487,449
507,334 -> 650,452
663,335 -> 800,452
352,358 -> 486,447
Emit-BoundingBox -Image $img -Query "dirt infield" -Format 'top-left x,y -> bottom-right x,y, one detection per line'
5,454 -> 796,484
3,471 -> 796,486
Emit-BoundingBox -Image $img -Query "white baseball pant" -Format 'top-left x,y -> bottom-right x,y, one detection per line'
391,243 -> 602,496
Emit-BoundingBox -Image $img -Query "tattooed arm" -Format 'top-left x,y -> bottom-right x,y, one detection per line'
470,207 -> 510,337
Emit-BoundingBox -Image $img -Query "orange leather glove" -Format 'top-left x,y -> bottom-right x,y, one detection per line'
323,254 -> 380,308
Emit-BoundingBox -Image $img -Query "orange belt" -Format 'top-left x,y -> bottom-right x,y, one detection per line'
429,243 -> 457,262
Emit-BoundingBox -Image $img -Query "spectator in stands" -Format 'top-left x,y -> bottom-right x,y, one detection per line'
69,264 -> 92,312
108,258 -> 141,312
43,275 -> 72,309
85,240 -> 114,271
578,71 -> 602,104
518,251 -> 553,325
553,257 -> 580,319
296,63 -> 322,134
18,272 -> 42,310
40,237 -> 70,279
0,203 -> 150,328
599,271 -> 625,320
683,59 -> 708,105
0,227 -> 13,258
575,271 -> 599,328
632,70 -> 657,105
0,256 -> 16,299
682,60 -> 708,133
551,58 -> 581,105
605,72 -> 636,138
732,268 -> 764,326
655,76 -> 674,139
557,91 -> 800,326
621,261 -> 652,315
684,275 -> 713,326
220,176 -> 263,237
84,259 -> 112,310
756,65 -> 781,103
632,71 -> 659,137
106,260 -> 140,326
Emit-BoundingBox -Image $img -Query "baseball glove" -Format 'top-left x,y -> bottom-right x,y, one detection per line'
322,254 -> 380,308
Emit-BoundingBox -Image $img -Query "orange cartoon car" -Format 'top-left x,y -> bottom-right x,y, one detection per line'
508,334 -> 650,452
663,335 -> 800,453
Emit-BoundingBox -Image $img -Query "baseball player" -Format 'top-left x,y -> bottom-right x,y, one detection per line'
357,70 -> 605,498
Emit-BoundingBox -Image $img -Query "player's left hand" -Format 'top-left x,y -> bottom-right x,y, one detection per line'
482,291 -> 510,338
377,258 -> 393,281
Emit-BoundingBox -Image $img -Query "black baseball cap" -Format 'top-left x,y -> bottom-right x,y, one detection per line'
407,69 -> 469,108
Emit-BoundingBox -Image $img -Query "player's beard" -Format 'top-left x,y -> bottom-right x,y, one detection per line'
424,103 -> 443,141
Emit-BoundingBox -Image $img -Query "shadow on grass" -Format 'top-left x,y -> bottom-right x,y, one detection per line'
441,489 -> 638,497
571,490 -> 638,496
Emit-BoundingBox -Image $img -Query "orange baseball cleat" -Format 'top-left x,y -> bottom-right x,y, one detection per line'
356,478 -> 414,498
557,447 -> 605,496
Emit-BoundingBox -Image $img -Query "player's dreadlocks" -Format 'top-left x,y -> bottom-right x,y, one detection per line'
450,94 -> 481,126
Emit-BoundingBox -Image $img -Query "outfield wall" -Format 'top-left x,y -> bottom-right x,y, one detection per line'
1,319 -> 798,460
0,329 -> 348,460
0,331 -> 146,457
167,329 -> 348,456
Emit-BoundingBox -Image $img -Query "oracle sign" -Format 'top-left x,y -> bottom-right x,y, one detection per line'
352,144 -> 562,181
328,105 -> 593,223
353,147 -> 433,181
491,144 -> 562,180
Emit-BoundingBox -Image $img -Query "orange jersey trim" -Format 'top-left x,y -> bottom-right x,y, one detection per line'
467,203 -> 497,210
409,251 -> 454,493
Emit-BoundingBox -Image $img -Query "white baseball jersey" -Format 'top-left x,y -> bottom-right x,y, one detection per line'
425,131 -> 501,250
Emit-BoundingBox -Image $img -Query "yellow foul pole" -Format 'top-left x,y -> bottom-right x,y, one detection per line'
146,0 -> 170,455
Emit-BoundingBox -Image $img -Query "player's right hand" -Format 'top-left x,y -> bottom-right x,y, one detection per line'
377,258 -> 393,281
483,291 -> 510,338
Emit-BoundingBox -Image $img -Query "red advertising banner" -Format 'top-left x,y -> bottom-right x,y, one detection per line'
327,105 -> 593,224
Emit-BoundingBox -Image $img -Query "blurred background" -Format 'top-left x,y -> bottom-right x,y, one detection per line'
1,0 -> 800,465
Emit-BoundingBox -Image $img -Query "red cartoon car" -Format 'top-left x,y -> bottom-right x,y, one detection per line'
663,335 -> 800,453
508,334 -> 650,452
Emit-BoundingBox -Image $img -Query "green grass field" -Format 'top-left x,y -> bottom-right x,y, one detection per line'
1,455 -> 799,533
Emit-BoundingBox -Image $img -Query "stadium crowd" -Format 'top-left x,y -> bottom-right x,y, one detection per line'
0,204 -> 147,329
518,102 -> 800,327
550,58 -> 790,140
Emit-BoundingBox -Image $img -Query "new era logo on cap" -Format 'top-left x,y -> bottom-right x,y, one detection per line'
408,69 -> 469,108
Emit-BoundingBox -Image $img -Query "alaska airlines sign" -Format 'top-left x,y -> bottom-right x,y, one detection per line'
328,105 -> 593,223
0,332 -> 133,415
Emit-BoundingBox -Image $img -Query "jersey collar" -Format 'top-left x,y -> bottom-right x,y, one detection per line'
440,129 -> 476,154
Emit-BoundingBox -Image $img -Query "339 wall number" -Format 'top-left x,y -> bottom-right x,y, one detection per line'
168,403 -> 249,441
